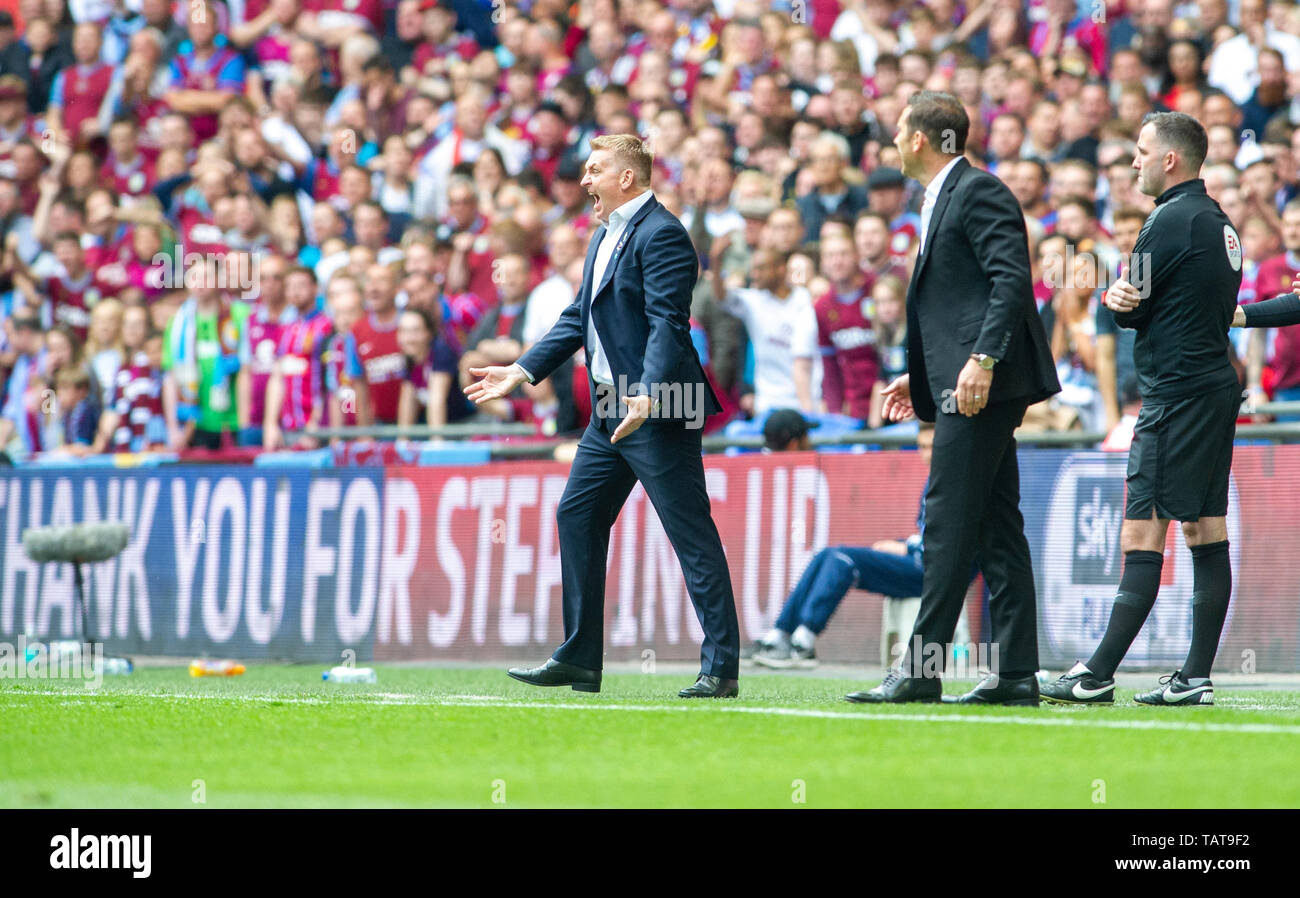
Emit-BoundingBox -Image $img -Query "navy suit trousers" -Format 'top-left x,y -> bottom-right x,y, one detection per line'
552,417 -> 741,678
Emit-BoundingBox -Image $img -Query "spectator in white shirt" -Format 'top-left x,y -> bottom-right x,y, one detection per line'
414,84 -> 527,221
707,246 -> 819,416
1207,0 -> 1300,106
522,223 -> 586,349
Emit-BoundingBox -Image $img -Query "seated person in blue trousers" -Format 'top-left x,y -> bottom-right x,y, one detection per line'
754,422 -> 947,668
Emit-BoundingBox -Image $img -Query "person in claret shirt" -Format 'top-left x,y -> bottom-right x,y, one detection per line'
82,187 -> 134,269
497,59 -> 539,141
411,0 -> 479,79
9,140 -> 44,217
350,261 -> 405,425
230,0 -> 301,106
235,254 -> 297,447
103,29 -> 174,151
360,55 -> 414,146
165,0 -> 246,144
446,181 -> 503,302
298,126 -> 358,206
865,166 -> 921,257
12,231 -> 111,343
46,23 -> 114,149
263,266 -> 332,449
1029,0 -> 1108,80
120,222 -> 170,303
814,232 -> 878,423
322,274 -> 371,436
529,17 -> 572,96
524,101 -> 569,193
99,118 -> 156,202
91,306 -> 167,454
853,210 -> 910,287
156,157 -> 234,259
1246,199 -> 1300,421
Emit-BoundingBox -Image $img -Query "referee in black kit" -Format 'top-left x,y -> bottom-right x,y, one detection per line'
1042,112 -> 1242,707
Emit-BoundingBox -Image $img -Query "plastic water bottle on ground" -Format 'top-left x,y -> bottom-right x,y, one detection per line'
323,666 -> 377,683
189,659 -> 246,677
101,657 -> 133,675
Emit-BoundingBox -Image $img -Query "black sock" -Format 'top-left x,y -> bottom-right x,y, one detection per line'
1087,550 -> 1164,680
1182,541 -> 1231,679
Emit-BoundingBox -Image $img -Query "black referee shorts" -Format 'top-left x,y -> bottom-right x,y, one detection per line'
1125,383 -> 1242,521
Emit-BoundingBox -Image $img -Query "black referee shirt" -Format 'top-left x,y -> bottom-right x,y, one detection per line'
1116,178 -> 1242,402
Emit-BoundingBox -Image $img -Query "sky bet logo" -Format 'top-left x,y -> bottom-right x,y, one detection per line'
49,829 -> 151,878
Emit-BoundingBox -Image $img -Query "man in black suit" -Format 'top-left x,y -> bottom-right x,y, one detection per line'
464,134 -> 741,698
846,91 -> 1060,706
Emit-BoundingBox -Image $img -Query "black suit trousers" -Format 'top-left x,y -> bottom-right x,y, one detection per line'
905,398 -> 1039,677
551,415 -> 741,678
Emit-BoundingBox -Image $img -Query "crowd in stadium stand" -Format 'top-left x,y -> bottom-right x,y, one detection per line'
0,0 -> 1299,460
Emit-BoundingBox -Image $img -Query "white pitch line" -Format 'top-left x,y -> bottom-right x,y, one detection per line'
434,699 -> 1300,735
5,689 -> 1300,735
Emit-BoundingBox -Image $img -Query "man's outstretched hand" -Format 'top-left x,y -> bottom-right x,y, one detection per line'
611,395 -> 652,443
880,374 -> 915,422
464,364 -> 528,404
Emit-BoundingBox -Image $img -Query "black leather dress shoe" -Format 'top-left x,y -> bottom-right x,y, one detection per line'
845,668 -> 941,703
507,658 -> 601,693
947,672 -> 1039,706
678,674 -> 738,698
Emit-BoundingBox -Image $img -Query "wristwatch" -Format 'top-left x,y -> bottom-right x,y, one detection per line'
971,353 -> 997,370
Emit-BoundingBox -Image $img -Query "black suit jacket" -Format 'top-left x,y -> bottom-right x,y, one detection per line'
905,157 -> 1059,421
518,193 -> 722,424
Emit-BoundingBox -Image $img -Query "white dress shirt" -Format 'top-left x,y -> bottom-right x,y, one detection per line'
587,189 -> 655,384
516,190 -> 655,387
919,156 -> 963,256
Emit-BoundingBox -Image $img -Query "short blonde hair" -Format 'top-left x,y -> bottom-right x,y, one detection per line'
589,134 -> 653,188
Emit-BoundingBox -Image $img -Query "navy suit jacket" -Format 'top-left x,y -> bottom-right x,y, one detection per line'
518,193 -> 722,424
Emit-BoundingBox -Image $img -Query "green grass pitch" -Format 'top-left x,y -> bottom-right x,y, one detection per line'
3,665 -> 1299,808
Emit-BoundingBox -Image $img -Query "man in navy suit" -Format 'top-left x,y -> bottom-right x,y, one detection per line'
464,134 -> 742,698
